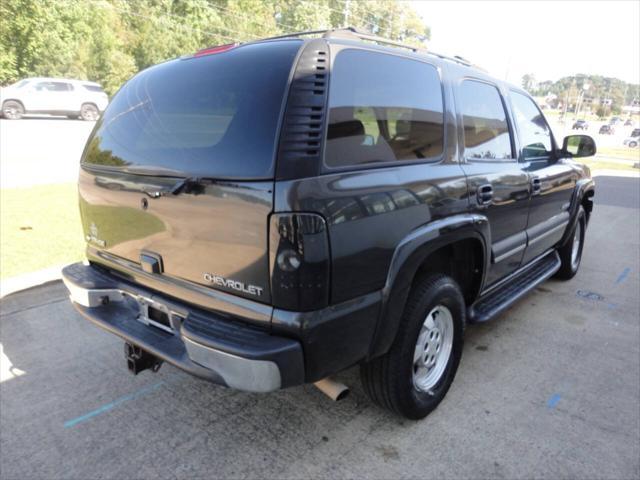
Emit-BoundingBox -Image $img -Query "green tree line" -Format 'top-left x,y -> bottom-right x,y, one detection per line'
0,0 -> 430,94
523,73 -> 639,116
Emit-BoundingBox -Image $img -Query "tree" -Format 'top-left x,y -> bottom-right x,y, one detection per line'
0,0 -> 433,93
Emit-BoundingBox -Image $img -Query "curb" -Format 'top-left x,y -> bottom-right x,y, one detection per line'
0,264 -> 66,299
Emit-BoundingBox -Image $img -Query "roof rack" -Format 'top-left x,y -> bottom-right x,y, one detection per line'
257,27 -> 428,54
251,27 -> 478,69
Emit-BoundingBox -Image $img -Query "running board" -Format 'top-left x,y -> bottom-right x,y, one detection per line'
468,251 -> 561,323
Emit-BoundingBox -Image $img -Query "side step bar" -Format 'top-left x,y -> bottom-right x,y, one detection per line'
468,251 -> 561,323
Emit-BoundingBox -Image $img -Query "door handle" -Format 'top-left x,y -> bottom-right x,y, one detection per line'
476,184 -> 493,206
531,177 -> 541,195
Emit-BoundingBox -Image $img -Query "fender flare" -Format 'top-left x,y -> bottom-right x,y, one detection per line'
559,178 -> 595,247
368,213 -> 491,359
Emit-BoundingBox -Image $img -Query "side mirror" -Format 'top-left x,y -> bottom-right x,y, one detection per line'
562,134 -> 596,158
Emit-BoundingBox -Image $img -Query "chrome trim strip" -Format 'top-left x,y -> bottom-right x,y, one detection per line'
527,221 -> 568,246
493,243 -> 526,263
183,337 -> 281,393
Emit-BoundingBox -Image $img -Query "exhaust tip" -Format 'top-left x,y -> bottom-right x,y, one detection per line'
314,378 -> 350,401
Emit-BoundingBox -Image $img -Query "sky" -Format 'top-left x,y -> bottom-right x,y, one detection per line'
412,0 -> 640,86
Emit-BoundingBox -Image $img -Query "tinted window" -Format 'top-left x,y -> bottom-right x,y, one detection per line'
459,80 -> 512,160
49,82 -> 72,91
326,49 -> 444,168
83,84 -> 104,93
83,41 -> 300,179
34,81 -> 71,92
510,91 -> 553,160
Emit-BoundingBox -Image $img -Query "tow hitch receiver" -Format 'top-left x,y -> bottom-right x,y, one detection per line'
124,343 -> 163,375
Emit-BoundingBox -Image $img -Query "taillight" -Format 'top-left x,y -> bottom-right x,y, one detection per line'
269,213 -> 330,311
193,43 -> 237,57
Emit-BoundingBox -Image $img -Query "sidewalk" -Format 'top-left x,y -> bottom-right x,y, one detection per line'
0,264 -> 67,299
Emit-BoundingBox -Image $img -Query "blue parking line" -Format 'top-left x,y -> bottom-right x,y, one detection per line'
64,382 -> 164,428
615,268 -> 631,285
547,393 -> 561,409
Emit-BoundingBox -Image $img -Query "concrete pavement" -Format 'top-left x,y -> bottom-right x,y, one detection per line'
0,176 -> 638,479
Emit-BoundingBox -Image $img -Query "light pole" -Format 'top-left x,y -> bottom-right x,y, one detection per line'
574,83 -> 590,120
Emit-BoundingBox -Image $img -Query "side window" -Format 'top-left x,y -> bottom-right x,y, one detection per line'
49,82 -> 71,92
34,82 -> 50,91
510,91 -> 553,160
325,49 -> 444,169
459,80 -> 513,160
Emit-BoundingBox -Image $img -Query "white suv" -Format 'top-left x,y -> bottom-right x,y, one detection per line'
0,77 -> 109,120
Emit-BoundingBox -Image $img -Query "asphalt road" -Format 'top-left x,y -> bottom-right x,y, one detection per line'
1,176 -> 638,479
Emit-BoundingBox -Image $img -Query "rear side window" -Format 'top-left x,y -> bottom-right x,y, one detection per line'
510,91 -> 553,160
325,49 -> 444,168
83,84 -> 104,93
459,80 -> 513,160
83,41 -> 300,179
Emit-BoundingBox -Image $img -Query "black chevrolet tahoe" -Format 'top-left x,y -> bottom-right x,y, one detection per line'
62,28 -> 596,419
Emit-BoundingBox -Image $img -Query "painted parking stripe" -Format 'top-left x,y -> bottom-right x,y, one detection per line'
64,382 -> 164,428
615,267 -> 631,284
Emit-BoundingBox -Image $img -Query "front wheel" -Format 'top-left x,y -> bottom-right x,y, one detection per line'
360,273 -> 465,419
555,206 -> 586,280
2,100 -> 24,119
629,141 -> 638,148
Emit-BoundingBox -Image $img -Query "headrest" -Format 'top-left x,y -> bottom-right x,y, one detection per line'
328,120 -> 365,139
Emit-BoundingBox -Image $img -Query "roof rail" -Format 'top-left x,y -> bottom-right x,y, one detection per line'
256,27 -> 428,54
250,27 -> 480,69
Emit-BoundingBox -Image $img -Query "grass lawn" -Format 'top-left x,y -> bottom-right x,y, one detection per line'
597,146 -> 640,161
1,183 -> 85,279
582,158 -> 639,172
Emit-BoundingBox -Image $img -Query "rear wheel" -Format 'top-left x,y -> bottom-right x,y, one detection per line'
80,103 -> 99,121
2,100 -> 24,120
360,273 -> 465,419
555,206 -> 586,280
629,141 -> 638,148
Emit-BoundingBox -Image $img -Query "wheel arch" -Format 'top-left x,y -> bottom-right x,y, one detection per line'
2,98 -> 25,111
367,214 -> 491,359
559,178 -> 595,247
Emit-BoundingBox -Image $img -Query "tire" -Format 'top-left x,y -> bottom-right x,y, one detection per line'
629,141 -> 638,148
555,206 -> 586,280
80,103 -> 99,121
360,273 -> 465,419
2,100 -> 24,120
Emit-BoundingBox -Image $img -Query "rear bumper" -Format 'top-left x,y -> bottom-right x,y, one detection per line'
62,262 -> 304,392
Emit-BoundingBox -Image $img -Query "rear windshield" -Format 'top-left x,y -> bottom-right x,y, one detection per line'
82,41 -> 300,178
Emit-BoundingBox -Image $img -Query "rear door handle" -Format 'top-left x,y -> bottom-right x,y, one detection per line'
531,177 -> 541,195
476,184 -> 493,206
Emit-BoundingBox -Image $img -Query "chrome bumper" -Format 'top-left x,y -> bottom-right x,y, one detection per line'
62,262 -> 304,392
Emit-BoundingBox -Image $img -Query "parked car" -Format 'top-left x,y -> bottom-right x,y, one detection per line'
599,124 -> 615,135
572,119 -> 589,130
0,77 -> 108,120
624,118 -> 633,126
623,130 -> 640,148
62,28 -> 596,419
609,116 -> 622,125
